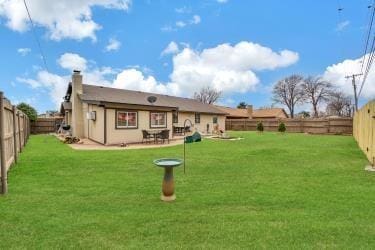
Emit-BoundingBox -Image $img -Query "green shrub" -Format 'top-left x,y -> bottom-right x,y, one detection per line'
256,122 -> 264,132
17,102 -> 37,121
278,122 -> 286,133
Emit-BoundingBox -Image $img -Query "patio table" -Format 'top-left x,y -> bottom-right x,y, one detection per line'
147,130 -> 161,143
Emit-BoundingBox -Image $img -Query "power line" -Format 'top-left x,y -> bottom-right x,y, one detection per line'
358,1 -> 375,98
23,0 -> 49,72
359,2 -> 375,76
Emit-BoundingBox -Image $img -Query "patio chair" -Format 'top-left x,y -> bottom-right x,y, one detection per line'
156,129 -> 170,144
142,130 -> 153,144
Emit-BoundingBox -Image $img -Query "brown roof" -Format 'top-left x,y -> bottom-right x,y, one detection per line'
253,108 -> 288,118
60,101 -> 72,113
215,106 -> 288,118
215,106 -> 249,118
80,84 -> 227,115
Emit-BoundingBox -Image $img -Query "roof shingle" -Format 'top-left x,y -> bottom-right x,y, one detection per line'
80,84 -> 227,115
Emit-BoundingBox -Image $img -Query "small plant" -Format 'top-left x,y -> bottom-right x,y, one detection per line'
278,122 -> 286,133
256,122 -> 264,132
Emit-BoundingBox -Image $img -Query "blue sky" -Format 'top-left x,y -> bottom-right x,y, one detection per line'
0,0 -> 374,113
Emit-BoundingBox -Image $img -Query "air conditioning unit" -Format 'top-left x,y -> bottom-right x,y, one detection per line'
86,111 -> 96,121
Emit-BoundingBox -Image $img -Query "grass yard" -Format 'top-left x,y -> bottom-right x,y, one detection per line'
0,132 -> 374,249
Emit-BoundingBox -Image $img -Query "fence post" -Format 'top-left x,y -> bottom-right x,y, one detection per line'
23,115 -> 26,147
0,92 -> 7,194
12,106 -> 18,164
18,112 -> 22,153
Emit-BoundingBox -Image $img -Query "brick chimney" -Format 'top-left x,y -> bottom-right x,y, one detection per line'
71,70 -> 84,137
247,105 -> 253,119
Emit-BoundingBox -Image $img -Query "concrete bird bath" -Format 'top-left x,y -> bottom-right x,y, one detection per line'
153,158 -> 183,201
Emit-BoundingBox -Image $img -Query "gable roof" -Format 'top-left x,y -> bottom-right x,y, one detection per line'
253,108 -> 288,118
80,84 -> 227,115
214,106 -> 249,118
215,105 -> 288,118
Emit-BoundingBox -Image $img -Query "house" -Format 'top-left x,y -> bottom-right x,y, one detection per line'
60,71 -> 227,145
215,105 -> 289,120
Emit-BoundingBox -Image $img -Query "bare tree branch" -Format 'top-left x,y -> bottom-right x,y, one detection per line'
302,76 -> 332,117
193,87 -> 222,104
326,91 -> 353,117
272,75 -> 304,118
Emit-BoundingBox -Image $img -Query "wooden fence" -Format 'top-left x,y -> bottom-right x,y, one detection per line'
31,117 -> 63,134
353,100 -> 375,165
0,92 -> 30,194
225,117 -> 353,134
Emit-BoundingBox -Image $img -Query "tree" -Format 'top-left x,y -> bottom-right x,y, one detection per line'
237,102 -> 248,109
193,86 -> 222,104
278,122 -> 286,133
17,102 -> 37,121
297,111 -> 311,118
256,122 -> 264,132
272,75 -> 305,118
326,91 -> 352,117
302,76 -> 332,117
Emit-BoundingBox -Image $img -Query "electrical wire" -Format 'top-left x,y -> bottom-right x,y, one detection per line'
23,0 -> 49,72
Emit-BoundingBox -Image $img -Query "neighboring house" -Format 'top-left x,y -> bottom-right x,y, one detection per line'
215,105 -> 289,120
61,71 -> 227,145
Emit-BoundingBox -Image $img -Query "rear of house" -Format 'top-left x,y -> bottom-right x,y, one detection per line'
60,71 -> 227,145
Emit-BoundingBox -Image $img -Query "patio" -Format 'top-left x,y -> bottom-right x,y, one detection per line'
66,137 -> 185,150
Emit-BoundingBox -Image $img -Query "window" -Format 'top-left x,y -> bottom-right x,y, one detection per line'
150,112 -> 167,128
172,111 -> 178,123
213,116 -> 218,124
195,113 -> 200,124
116,111 -> 137,129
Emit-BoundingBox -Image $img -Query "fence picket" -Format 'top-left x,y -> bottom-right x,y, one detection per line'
225,118 -> 353,134
0,92 -> 30,195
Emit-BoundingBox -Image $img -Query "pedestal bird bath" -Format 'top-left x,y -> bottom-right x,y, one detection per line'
153,158 -> 183,201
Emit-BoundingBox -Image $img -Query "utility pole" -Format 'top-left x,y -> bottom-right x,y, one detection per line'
345,73 -> 362,111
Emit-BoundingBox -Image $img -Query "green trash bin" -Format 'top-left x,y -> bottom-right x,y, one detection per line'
185,136 -> 193,143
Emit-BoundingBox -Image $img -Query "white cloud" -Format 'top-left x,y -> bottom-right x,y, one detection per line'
175,6 -> 191,14
0,0 -> 131,41
163,14 -> 201,32
58,53 -> 88,71
176,21 -> 186,28
161,41 -> 180,56
105,38 -> 121,52
17,47 -> 31,56
190,15 -> 201,25
18,41 -> 299,108
323,55 -> 375,99
336,20 -> 350,31
161,25 -> 175,32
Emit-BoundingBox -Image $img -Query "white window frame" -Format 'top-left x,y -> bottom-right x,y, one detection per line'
150,112 -> 167,128
116,111 -> 138,129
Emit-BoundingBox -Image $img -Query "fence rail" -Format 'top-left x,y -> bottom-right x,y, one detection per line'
31,117 -> 63,134
225,117 -> 353,134
0,92 -> 30,194
353,101 -> 375,165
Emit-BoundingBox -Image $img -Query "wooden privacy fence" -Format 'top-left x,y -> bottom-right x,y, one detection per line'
353,100 -> 375,165
31,117 -> 63,134
226,117 -> 353,134
0,92 -> 30,194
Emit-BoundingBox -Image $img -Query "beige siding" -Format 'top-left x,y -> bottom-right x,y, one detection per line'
82,103 -> 88,138
174,112 -> 225,134
88,104 -> 105,144
106,109 -> 173,145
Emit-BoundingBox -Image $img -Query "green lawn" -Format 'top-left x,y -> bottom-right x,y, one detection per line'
0,132 -> 374,249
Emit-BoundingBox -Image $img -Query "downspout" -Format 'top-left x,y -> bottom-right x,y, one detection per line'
104,108 -> 107,145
